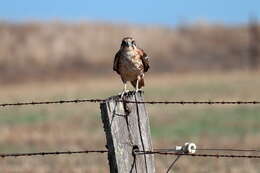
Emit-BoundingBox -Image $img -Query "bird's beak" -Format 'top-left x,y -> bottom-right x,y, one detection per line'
126,42 -> 132,47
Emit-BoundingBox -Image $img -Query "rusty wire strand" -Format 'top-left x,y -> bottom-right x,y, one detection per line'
124,100 -> 260,105
1,149 -> 260,159
196,148 -> 260,152
0,99 -> 260,108
154,148 -> 260,153
0,150 -> 108,158
135,151 -> 260,159
0,99 -> 105,107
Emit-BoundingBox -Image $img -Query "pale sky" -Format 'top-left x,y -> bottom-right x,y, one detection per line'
0,0 -> 260,25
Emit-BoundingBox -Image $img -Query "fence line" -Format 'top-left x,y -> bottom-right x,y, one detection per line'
196,148 -> 260,152
0,149 -> 107,158
1,147 -> 260,159
1,95 -> 260,172
0,99 -> 105,107
1,99 -> 260,108
154,148 -> 260,153
136,151 -> 260,159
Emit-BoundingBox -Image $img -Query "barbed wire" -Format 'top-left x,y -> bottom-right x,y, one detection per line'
0,99 -> 105,107
154,148 -> 260,153
135,151 -> 260,159
2,148 -> 260,159
124,100 -> 260,105
196,148 -> 260,152
0,99 -> 260,108
0,149 -> 108,158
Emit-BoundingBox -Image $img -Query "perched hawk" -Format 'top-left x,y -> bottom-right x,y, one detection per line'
113,37 -> 150,97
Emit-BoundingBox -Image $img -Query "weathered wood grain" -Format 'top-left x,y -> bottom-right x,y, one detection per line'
100,91 -> 155,173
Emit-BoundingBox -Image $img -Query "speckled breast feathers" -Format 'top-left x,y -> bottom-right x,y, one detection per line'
113,37 -> 150,88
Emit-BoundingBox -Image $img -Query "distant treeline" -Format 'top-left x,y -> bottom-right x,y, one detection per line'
0,21 -> 258,83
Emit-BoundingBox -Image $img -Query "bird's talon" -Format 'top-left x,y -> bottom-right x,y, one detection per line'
120,90 -> 130,99
135,89 -> 141,93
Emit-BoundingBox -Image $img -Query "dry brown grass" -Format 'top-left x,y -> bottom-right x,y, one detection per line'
0,21 -> 258,83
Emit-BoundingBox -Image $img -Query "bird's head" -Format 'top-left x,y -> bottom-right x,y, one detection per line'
121,37 -> 136,50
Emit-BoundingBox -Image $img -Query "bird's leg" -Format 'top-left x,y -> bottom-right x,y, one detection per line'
135,76 -> 140,93
121,83 -> 128,98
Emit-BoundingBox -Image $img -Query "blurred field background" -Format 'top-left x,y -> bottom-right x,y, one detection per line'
1,0 -> 260,172
1,71 -> 260,172
0,21 -> 256,83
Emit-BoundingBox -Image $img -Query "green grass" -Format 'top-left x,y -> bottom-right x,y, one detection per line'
151,106 -> 260,140
0,107 -> 76,126
0,110 -> 48,125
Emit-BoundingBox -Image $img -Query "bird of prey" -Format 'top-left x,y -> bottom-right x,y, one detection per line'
113,37 -> 150,97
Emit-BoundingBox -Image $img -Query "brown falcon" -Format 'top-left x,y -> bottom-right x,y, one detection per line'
113,37 -> 150,96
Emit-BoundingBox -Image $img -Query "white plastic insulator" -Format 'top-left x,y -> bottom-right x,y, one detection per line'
184,143 -> 196,154
175,146 -> 182,151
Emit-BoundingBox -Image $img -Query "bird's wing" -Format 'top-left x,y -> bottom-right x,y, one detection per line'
138,49 -> 150,72
113,51 -> 120,74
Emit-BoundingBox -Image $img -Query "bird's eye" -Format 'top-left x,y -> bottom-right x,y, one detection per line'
121,40 -> 127,46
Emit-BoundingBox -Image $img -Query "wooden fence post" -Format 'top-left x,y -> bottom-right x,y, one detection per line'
100,91 -> 155,173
